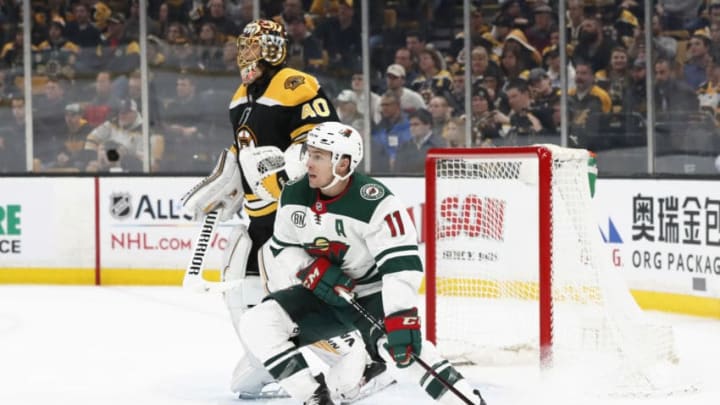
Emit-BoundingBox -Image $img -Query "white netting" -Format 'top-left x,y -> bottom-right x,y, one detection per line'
428,145 -> 684,396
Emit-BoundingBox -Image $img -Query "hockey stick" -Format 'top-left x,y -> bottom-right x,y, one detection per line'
336,290 -> 486,405
182,210 -> 243,293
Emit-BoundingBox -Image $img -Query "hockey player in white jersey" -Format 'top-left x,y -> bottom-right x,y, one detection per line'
180,19 -> 390,402
238,121 -> 487,404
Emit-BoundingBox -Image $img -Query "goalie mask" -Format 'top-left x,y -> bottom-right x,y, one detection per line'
305,122 -> 363,191
236,19 -> 287,84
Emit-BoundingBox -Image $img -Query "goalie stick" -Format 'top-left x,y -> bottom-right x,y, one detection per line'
182,210 -> 243,293
336,289 -> 486,405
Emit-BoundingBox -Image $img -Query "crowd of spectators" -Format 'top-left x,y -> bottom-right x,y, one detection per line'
1,0 -> 719,175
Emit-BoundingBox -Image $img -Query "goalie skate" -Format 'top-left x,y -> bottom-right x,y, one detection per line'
237,382 -> 289,400
336,361 -> 397,404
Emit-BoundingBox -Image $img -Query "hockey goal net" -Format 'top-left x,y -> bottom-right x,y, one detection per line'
424,145 -> 679,394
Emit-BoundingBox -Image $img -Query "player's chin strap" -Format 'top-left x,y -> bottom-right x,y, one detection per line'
335,289 -> 487,405
320,165 -> 353,192
182,210 -> 244,293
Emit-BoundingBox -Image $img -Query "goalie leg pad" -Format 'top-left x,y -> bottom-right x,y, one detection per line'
181,148 -> 243,222
222,224 -> 265,333
230,350 -> 276,395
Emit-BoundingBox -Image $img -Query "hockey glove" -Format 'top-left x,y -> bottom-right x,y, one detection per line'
296,257 -> 355,307
384,308 -> 422,368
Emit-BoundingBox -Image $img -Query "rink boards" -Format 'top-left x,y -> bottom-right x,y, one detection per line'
0,176 -> 719,318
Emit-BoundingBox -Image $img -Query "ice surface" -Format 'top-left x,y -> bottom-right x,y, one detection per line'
1,286 -> 718,405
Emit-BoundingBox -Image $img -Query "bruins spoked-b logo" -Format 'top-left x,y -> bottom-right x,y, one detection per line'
110,193 -> 132,219
236,125 -> 257,148
360,184 -> 385,201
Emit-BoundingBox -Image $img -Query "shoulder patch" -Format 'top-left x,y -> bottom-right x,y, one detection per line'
360,183 -> 385,201
284,75 -> 305,90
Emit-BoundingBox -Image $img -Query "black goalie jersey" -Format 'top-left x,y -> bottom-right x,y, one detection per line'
228,67 -> 338,221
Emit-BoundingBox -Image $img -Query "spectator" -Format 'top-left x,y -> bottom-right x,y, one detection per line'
84,98 -> 145,172
286,15 -> 326,74
405,30 -> 427,71
444,116 -> 468,147
96,13 -> 141,74
221,37 -> 239,72
448,68 -> 466,116
427,95 -> 452,139
64,2 -> 101,49
34,18 -> 79,79
622,57 -> 648,114
227,0 -> 255,31
83,71 -> 118,127
349,71 -> 381,124
384,63 -> 426,114
196,22 -> 225,72
528,67 -> 560,134
468,46 -> 501,83
273,0 -> 316,32
502,29 -> 542,77
684,29 -> 713,89
493,79 -> 544,138
542,44 -> 575,89
1,29 -> 34,72
394,108 -> 446,174
162,74 -> 212,171
335,89 -> 365,134
393,47 -> 419,87
411,48 -> 453,103
470,83 -> 501,145
596,47 -> 632,112
45,103 -> 94,171
525,4 -> 556,52
127,70 -> 163,128
655,58 -> 699,115
573,16 -> 616,73
568,61 -> 612,137
372,92 -> 411,172
566,0 -> 585,46
164,34 -> 199,72
697,61 -> 720,120
197,0 -> 240,38
314,0 -> 360,77
34,77 -> 70,165
126,0 -> 162,41
449,6 -> 488,59
0,96 -> 26,172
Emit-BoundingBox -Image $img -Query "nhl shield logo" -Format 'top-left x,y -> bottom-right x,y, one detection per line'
110,193 -> 132,219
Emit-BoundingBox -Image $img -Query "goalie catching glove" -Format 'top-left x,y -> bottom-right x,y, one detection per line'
181,148 -> 243,222
296,257 -> 355,307
384,308 -> 422,368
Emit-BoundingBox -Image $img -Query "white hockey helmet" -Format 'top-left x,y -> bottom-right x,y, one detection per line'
306,122 -> 363,189
236,19 -> 287,83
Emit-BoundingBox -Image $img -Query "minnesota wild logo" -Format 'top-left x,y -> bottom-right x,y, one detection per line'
305,237 -> 349,262
360,184 -> 384,201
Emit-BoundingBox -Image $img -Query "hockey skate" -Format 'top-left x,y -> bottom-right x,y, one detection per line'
306,374 -> 334,405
